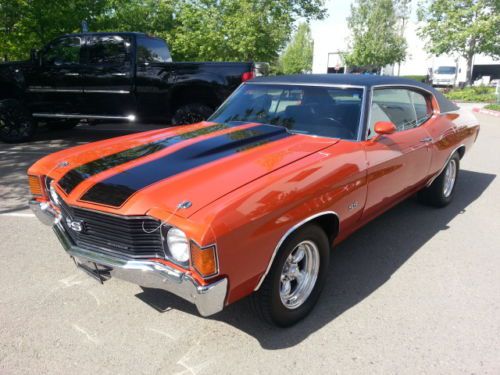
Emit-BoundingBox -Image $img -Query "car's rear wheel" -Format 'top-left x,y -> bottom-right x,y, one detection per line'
171,103 -> 213,125
418,152 -> 460,207
251,224 -> 330,327
0,99 -> 37,143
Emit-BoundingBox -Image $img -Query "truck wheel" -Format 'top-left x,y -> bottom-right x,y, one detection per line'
46,119 -> 80,130
0,99 -> 36,143
171,103 -> 213,125
251,224 -> 330,327
418,152 -> 460,207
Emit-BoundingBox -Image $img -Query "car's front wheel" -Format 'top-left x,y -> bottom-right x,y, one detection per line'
418,152 -> 460,207
0,99 -> 37,143
251,224 -> 330,327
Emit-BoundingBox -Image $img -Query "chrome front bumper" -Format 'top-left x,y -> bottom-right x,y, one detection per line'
30,200 -> 227,317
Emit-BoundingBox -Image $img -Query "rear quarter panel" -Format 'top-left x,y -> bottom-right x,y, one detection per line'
423,107 -> 480,177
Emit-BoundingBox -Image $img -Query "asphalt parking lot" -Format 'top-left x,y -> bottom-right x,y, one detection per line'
1,114 -> 499,374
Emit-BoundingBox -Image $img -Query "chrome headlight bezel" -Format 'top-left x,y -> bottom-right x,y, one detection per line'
162,226 -> 190,267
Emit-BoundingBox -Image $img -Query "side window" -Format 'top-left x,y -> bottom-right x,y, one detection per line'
367,88 -> 431,138
409,90 -> 432,125
87,35 -> 131,65
136,36 -> 172,64
42,37 -> 82,66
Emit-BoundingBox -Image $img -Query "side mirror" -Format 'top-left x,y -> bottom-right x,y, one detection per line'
374,121 -> 397,135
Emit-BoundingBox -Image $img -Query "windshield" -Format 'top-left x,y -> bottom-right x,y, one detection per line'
209,84 -> 364,140
436,66 -> 456,74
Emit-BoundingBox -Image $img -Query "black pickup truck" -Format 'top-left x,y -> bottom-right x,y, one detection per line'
0,32 -> 256,142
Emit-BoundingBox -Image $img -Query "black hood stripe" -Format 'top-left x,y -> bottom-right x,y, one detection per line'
80,125 -> 292,207
58,123 -> 234,194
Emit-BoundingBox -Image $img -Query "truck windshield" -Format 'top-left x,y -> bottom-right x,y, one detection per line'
209,84 -> 363,140
436,66 -> 456,74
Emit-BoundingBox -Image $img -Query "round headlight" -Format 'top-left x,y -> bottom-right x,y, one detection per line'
166,228 -> 190,263
49,183 -> 60,206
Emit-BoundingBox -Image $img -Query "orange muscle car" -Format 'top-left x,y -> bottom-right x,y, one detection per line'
28,75 -> 479,326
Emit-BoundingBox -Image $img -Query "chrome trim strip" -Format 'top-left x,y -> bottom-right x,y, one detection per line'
247,82 -> 366,89
27,87 -> 82,93
53,223 -> 228,317
254,211 -> 340,291
85,89 -> 130,94
32,113 -> 136,121
425,143 -> 465,187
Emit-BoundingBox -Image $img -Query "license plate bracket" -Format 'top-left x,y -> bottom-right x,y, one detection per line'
72,257 -> 111,284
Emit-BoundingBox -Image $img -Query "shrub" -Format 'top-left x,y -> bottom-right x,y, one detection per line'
401,75 -> 426,82
444,86 -> 496,103
484,103 -> 500,111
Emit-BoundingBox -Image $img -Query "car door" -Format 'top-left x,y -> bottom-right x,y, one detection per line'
81,34 -> 135,118
134,34 -> 175,121
361,87 -> 433,221
25,35 -> 85,115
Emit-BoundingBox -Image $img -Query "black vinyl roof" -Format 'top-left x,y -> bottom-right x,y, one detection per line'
250,74 -> 459,113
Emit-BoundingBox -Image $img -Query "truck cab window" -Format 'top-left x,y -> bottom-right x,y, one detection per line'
87,35 -> 131,65
136,36 -> 172,64
42,37 -> 82,65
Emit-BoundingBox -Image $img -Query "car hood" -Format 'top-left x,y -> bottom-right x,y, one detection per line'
46,122 -> 337,218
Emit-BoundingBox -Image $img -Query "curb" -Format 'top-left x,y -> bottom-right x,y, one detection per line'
472,107 -> 500,117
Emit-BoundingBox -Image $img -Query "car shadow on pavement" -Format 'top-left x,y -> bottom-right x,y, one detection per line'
137,169 -> 495,349
0,123 -> 164,214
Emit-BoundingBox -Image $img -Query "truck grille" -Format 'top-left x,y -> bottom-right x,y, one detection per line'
58,197 -> 164,259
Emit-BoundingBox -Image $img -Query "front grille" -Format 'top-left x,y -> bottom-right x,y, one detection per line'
58,197 -> 164,259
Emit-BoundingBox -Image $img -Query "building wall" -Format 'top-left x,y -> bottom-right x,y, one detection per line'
312,15 -> 499,79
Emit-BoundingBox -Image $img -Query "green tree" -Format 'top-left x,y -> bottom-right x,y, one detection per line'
279,23 -> 314,74
167,0 -> 325,62
0,0 -> 109,61
95,0 -> 174,39
345,0 -> 407,71
418,0 -> 500,85
0,0 -> 325,63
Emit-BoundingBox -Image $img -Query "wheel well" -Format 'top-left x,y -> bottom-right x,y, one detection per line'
456,145 -> 466,159
310,213 -> 340,246
171,85 -> 217,112
254,212 -> 340,291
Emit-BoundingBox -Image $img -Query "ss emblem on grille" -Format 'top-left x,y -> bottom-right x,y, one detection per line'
66,217 -> 84,232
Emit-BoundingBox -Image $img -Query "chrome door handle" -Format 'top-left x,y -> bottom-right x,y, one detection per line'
112,73 -> 127,76
420,137 -> 433,143
65,72 -> 79,76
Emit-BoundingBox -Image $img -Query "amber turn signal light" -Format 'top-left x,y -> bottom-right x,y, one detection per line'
190,242 -> 218,277
28,175 -> 43,197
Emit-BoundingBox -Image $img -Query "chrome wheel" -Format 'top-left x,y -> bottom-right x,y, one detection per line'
443,159 -> 457,198
279,240 -> 320,309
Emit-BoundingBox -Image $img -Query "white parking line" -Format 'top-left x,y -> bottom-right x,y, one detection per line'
0,212 -> 35,218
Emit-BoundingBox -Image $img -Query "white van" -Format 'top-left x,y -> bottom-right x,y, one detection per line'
432,66 -> 457,87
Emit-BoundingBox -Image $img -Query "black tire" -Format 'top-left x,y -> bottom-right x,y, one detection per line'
418,152 -> 460,207
45,119 -> 80,130
171,103 -> 213,125
251,224 -> 330,327
0,99 -> 36,143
